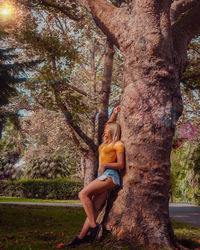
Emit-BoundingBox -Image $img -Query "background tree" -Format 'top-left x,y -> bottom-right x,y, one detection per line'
8,0 -> 123,185
0,29 -> 39,177
170,39 -> 200,205
181,38 -> 200,92
171,140 -> 200,205
0,117 -> 24,180
0,38 -> 25,139
21,106 -> 80,179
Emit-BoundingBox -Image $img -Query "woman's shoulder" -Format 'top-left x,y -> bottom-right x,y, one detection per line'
114,140 -> 124,146
114,140 -> 125,148
114,140 -> 125,153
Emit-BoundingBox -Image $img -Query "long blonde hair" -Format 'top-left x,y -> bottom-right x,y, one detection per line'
102,122 -> 121,145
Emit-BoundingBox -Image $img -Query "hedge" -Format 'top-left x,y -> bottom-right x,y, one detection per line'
0,178 -> 83,200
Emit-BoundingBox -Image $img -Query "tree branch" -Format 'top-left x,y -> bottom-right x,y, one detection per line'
181,73 -> 200,82
172,1 -> 200,42
40,0 -> 81,22
79,0 -> 120,48
172,2 -> 200,71
170,0 -> 199,24
81,65 -> 93,80
53,15 -> 65,35
67,84 -> 88,97
55,89 -> 98,153
51,57 -> 98,153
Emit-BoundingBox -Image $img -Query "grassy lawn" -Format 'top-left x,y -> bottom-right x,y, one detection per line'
0,204 -> 199,250
0,196 -> 81,204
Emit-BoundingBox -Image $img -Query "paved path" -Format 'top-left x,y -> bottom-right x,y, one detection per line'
169,202 -> 200,228
0,201 -> 83,207
1,202 -> 200,228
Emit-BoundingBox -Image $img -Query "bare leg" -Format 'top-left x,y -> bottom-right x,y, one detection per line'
79,178 -> 116,229
78,191 -> 108,239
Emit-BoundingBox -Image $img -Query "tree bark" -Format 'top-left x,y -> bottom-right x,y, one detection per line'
81,150 -> 98,186
104,73 -> 181,248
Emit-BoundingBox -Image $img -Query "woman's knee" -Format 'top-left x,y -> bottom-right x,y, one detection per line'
78,189 -> 89,200
78,190 -> 84,200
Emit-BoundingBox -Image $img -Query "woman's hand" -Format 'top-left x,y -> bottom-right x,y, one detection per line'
99,163 -> 107,175
107,106 -> 120,123
113,106 -> 120,115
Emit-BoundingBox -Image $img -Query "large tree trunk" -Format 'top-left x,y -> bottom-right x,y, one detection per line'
104,67 -> 182,248
102,3 -> 183,249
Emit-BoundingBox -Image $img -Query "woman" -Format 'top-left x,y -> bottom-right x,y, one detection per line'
67,106 -> 125,248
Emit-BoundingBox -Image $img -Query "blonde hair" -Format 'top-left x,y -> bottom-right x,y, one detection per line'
102,122 -> 121,145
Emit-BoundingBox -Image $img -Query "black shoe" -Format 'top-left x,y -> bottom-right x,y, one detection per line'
88,223 -> 102,243
66,235 -> 87,248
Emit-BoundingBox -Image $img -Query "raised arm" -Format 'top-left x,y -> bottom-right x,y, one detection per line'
107,106 -> 120,123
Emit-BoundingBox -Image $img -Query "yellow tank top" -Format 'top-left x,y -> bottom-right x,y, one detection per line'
98,140 -> 125,166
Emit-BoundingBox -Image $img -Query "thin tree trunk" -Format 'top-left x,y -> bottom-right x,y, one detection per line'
0,115 -> 4,140
81,150 -> 98,186
98,39 -> 115,145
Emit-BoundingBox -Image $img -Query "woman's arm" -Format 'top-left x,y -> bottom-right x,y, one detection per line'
99,152 -> 124,174
107,106 -> 120,123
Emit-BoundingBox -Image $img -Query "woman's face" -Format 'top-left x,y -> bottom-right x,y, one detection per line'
104,125 -> 111,139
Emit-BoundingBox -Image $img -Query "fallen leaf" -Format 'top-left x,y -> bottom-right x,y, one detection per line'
56,243 -> 65,249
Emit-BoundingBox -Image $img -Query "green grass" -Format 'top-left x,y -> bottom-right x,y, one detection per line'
0,204 -> 119,250
0,196 -> 81,203
172,220 -> 200,248
0,204 -> 199,249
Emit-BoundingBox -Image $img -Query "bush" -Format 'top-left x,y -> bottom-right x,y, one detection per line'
171,141 -> 200,205
23,157 -> 76,180
0,178 -> 83,200
0,155 -> 24,181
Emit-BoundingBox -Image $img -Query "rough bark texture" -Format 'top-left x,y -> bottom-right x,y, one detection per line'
104,1 -> 182,248
98,40 -> 115,145
78,0 -> 200,248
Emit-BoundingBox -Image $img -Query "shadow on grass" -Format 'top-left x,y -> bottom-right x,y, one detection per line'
171,220 -> 200,249
178,239 -> 200,249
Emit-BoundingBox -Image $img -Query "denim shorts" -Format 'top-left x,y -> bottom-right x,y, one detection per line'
97,168 -> 120,186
